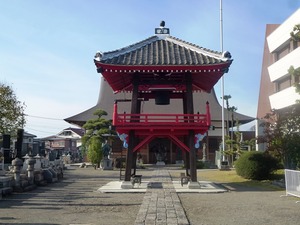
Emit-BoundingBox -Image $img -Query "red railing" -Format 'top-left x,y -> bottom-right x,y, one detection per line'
113,101 -> 211,129
114,113 -> 207,126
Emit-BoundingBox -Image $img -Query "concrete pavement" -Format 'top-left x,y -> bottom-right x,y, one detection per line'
98,166 -> 227,225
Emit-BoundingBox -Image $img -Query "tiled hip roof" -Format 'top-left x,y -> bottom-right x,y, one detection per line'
96,36 -> 231,66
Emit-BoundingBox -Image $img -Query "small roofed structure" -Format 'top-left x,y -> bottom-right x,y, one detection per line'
65,22 -> 253,186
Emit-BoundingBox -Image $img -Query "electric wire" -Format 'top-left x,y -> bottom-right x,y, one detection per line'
23,114 -> 71,136
24,114 -> 64,121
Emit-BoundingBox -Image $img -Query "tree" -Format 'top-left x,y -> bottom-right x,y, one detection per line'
288,66 -> 300,103
258,106 -> 300,169
224,120 -> 243,165
0,82 -> 26,135
222,94 -> 231,135
81,109 -> 112,167
225,115 -> 256,166
228,106 -> 238,141
257,24 -> 300,168
87,136 -> 103,167
289,24 -> 300,102
290,24 -> 300,42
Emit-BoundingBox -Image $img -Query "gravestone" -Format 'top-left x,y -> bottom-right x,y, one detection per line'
22,154 -> 30,173
34,154 -> 42,170
0,148 -> 4,175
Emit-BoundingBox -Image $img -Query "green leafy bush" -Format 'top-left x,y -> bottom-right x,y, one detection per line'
235,151 -> 279,180
196,160 -> 205,169
181,160 -> 207,169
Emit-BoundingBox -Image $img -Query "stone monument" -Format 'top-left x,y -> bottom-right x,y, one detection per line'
21,154 -> 30,173
11,157 -> 23,191
100,141 -> 113,170
202,143 -> 207,161
0,148 -> 4,175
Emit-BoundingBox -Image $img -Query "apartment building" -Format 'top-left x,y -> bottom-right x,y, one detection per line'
257,9 -> 300,118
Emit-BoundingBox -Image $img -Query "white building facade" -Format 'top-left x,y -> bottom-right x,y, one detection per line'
267,9 -> 300,110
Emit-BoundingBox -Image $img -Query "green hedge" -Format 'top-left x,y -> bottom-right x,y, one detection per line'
235,151 -> 279,180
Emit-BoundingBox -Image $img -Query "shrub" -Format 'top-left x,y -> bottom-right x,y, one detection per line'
235,151 -> 279,180
181,160 -> 207,169
196,160 -> 205,169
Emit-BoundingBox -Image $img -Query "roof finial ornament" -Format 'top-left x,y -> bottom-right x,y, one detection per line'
155,21 -> 169,36
94,51 -> 103,61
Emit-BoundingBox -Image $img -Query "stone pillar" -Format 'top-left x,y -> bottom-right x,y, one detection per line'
11,158 -> 23,189
101,158 -> 113,170
33,154 -> 44,185
27,157 -> 36,184
3,134 -> 11,165
22,154 -> 30,173
16,129 -> 24,159
0,148 -> 4,175
202,143 -> 207,161
34,154 -> 42,170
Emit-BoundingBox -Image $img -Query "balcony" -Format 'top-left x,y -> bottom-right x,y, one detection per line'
269,86 -> 299,110
268,47 -> 300,82
267,9 -> 300,52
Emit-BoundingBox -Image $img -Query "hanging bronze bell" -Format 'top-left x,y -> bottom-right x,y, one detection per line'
155,91 -> 170,105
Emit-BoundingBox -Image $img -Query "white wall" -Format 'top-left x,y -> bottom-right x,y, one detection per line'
267,8 -> 300,53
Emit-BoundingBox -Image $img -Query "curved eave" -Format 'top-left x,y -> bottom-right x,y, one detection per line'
94,61 -> 232,93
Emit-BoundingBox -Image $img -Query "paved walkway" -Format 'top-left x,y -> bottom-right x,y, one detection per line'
134,167 -> 189,225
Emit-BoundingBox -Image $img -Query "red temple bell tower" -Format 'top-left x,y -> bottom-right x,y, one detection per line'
94,22 -> 232,188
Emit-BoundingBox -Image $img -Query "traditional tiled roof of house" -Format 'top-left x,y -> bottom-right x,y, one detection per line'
23,131 -> 37,138
96,35 -> 230,66
63,127 -> 85,137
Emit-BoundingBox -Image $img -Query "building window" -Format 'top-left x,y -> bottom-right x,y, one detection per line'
292,40 -> 299,50
295,74 -> 299,83
274,43 -> 290,62
275,75 -> 291,92
52,141 -> 65,148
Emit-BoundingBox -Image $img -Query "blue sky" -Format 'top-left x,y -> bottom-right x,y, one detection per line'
1,0 -> 300,138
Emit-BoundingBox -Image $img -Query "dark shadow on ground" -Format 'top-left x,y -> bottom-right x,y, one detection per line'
0,223 -> 59,225
215,181 -> 285,192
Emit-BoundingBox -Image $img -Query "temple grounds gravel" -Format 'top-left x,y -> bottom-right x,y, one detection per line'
0,166 -> 299,225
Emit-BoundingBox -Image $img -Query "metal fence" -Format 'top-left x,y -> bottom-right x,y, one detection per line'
284,169 -> 300,203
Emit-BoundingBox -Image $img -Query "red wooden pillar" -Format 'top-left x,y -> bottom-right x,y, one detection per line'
185,73 -> 197,182
124,76 -> 140,181
132,99 -> 141,176
182,94 -> 190,176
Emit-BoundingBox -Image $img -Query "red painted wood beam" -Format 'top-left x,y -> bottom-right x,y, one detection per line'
168,134 -> 190,152
133,134 -> 155,152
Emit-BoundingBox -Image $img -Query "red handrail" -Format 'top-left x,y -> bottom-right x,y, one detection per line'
112,102 -> 211,129
114,113 -> 207,126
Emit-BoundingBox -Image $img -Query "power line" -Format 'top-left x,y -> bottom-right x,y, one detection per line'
26,127 -> 57,134
25,114 -> 64,121
25,122 -> 66,130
